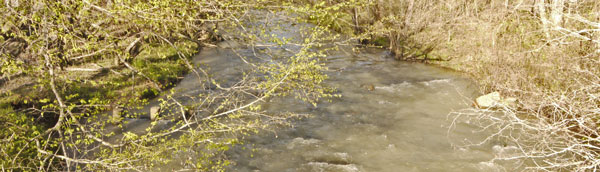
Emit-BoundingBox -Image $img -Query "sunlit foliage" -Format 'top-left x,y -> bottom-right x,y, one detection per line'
0,0 -> 341,171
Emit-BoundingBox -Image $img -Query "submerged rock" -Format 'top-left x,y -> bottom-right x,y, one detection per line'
492,145 -> 520,158
286,137 -> 321,149
300,162 -> 360,172
475,161 -> 505,172
303,152 -> 352,165
360,84 -> 375,91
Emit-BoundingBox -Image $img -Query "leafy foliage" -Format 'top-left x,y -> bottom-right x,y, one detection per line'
0,0 -> 341,171
0,105 -> 47,171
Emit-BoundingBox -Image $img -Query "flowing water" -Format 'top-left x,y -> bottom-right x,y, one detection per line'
178,16 -> 508,171
116,13 -> 509,171
212,47 -> 501,172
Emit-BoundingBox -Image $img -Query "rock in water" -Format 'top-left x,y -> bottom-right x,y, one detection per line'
303,152 -> 352,165
286,137 -> 321,149
300,162 -> 360,172
475,92 -> 519,109
359,84 -> 375,91
366,84 -> 375,91
150,106 -> 160,121
475,92 -> 502,108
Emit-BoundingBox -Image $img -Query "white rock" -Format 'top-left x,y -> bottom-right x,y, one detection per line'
476,92 -> 502,108
479,91 -> 520,109
476,92 -> 518,109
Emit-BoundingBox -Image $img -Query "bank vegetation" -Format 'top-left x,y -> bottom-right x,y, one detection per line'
2,0 -> 600,171
0,0 -> 336,171
337,0 -> 600,170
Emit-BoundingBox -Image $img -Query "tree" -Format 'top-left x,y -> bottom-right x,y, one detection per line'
0,0 -> 337,171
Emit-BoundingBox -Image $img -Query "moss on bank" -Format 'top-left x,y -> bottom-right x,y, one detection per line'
0,41 -> 197,122
0,104 -> 46,169
0,40 -> 199,169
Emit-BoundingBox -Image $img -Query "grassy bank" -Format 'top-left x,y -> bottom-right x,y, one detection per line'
0,41 -> 198,169
0,41 -> 197,110
1,1 -> 340,170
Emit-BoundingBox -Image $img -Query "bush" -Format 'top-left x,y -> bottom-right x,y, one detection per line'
0,105 -> 48,171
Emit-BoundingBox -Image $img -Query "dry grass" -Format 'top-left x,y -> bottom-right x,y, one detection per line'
357,0 -> 600,170
445,1 -> 600,171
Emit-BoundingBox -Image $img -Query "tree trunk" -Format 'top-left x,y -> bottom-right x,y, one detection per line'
536,0 -> 551,41
550,0 -> 564,27
537,0 -> 566,42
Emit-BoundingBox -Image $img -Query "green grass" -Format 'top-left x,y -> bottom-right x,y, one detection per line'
0,41 -> 198,115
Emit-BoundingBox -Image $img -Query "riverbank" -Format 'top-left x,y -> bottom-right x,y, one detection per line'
0,41 -> 199,169
2,1 -> 597,170
1,4 -> 342,170
345,1 -> 600,170
0,41 -> 197,114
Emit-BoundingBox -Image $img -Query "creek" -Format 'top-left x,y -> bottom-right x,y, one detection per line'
122,13 -> 506,171
214,46 -> 499,172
